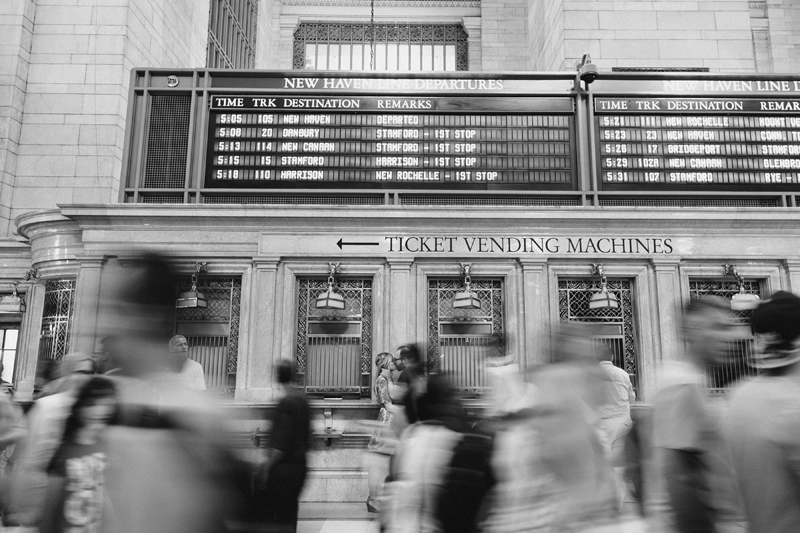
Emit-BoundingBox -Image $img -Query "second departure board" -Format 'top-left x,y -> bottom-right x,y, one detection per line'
206,95 -> 576,189
595,97 -> 800,189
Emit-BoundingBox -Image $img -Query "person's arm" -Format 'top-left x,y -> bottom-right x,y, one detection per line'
0,396 -> 27,448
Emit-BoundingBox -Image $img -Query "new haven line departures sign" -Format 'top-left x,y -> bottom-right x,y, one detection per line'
205,74 -> 577,190
199,72 -> 800,192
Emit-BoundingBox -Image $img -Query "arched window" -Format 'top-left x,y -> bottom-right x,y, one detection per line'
294,23 -> 468,71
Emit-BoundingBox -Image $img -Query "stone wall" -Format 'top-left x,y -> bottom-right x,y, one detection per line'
530,0 -> 757,72
766,0 -> 800,73
6,0 -> 207,236
481,0 -> 530,70
0,0 -> 35,236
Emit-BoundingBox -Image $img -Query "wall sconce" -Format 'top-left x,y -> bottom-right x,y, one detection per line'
176,262 -> 208,309
0,282 -> 25,314
453,263 -> 481,310
0,269 -> 37,314
589,263 -> 619,310
316,263 -> 346,310
723,264 -> 760,311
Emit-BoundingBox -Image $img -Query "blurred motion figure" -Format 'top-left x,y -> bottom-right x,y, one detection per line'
724,291 -> 800,533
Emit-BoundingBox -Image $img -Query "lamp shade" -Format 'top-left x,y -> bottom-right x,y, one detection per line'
315,287 -> 346,310
589,289 -> 619,310
176,289 -> 207,309
0,293 -> 25,314
452,290 -> 482,310
731,292 -> 760,311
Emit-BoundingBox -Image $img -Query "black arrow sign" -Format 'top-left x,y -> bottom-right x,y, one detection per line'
337,238 -> 380,250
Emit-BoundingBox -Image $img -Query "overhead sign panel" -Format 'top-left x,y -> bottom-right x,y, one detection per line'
204,75 -> 578,190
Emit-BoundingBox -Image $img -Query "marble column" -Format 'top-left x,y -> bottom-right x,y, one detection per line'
70,255 -> 106,355
14,281 -> 45,401
650,260 -> 683,381
387,259 -> 414,352
237,257 -> 280,402
519,260 -> 549,368
784,260 -> 800,293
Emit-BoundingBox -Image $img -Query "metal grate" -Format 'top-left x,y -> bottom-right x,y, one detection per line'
294,23 -> 468,71
558,279 -> 638,391
599,197 -> 780,208
143,95 -> 191,188
37,280 -> 76,365
689,279 -> 762,394
428,279 -> 504,394
140,194 -> 184,204
296,278 -> 372,398
402,196 -> 581,207
202,195 -> 384,205
175,277 -> 241,397
207,0 -> 258,69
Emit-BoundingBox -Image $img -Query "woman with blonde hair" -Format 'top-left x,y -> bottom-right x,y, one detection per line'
364,352 -> 397,512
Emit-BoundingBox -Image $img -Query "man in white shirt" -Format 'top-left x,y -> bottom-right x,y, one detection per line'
595,344 -> 635,511
168,335 -> 206,390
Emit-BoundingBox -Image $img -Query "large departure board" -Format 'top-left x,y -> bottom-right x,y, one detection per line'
206,95 -> 576,189
595,97 -> 800,189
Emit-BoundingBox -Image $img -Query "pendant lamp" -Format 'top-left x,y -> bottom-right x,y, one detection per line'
316,263 -> 346,310
589,263 -> 619,310
723,264 -> 760,311
453,263 -> 481,310
176,262 -> 208,309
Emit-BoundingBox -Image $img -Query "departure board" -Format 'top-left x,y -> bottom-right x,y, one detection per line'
595,98 -> 800,189
206,95 -> 576,189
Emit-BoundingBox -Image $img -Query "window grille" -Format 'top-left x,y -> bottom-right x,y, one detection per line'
37,280 -> 76,380
428,278 -> 504,395
294,23 -> 468,71
143,95 -> 191,189
558,279 -> 639,392
207,0 -> 258,69
689,279 -> 762,394
296,278 -> 372,398
175,277 -> 241,397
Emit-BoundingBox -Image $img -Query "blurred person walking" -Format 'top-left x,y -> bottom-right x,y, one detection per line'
39,376 -> 117,533
0,363 -> 26,524
383,374 -> 465,533
364,352 -> 398,513
255,359 -> 310,532
4,352 -> 95,527
595,344 -> 636,511
482,324 -> 617,533
723,290 -> 800,533
651,296 -> 742,533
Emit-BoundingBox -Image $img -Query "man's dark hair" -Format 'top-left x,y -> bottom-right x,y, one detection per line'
396,344 -> 421,363
276,359 -> 295,385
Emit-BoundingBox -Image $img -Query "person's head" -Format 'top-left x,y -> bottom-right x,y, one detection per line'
374,352 -> 395,371
395,344 -> 421,371
276,359 -> 295,386
169,335 -> 189,354
98,253 -> 178,377
682,296 -> 734,365
750,291 -> 800,371
594,344 -> 614,363
63,376 -> 118,439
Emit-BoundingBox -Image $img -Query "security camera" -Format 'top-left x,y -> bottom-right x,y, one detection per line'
579,62 -> 599,84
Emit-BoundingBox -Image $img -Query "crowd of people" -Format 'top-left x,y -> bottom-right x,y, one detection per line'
0,251 -> 799,533
360,294 -> 800,533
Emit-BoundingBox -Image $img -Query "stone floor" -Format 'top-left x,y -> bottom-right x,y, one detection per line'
296,502 -> 652,533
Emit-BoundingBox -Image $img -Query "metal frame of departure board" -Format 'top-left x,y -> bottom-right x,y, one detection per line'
587,73 -> 800,192
120,70 -> 582,201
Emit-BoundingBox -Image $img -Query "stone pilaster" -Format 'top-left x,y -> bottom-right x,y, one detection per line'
519,260 -> 549,368
14,280 -> 44,401
651,260 -> 683,368
388,259 -> 414,351
69,255 -> 106,355
236,257 -> 280,402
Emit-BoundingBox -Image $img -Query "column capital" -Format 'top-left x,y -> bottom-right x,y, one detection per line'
518,259 -> 547,272
650,258 -> 681,271
387,258 -> 414,271
253,256 -> 281,271
74,254 -> 108,267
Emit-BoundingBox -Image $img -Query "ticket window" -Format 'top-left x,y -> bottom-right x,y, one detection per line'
558,278 -> 640,394
296,278 -> 372,399
688,279 -> 761,394
429,278 -> 504,397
